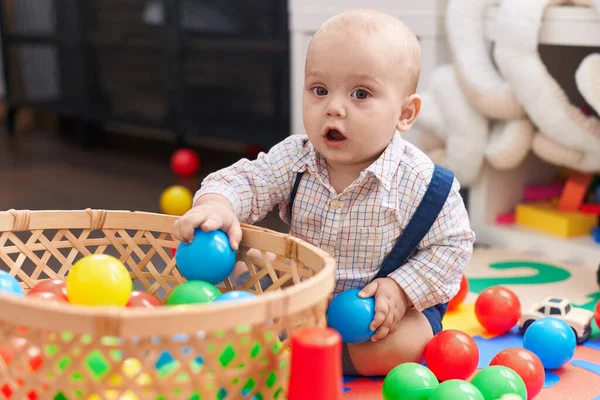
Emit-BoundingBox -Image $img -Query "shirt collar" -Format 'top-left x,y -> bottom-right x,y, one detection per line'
290,132 -> 404,190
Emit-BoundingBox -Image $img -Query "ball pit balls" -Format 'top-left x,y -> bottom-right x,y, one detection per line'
176,229 -> 236,284
28,279 -> 68,301
166,281 -> 221,306
0,270 -> 23,297
66,254 -> 132,307
470,366 -> 527,400
523,317 -> 576,369
171,148 -> 200,178
595,300 -> 600,331
215,290 -> 256,302
474,286 -> 521,335
27,291 -> 69,304
448,275 -> 469,311
327,289 -> 376,344
490,347 -> 544,400
382,362 -> 439,400
160,185 -> 193,216
429,380 -> 484,400
424,329 -> 479,381
126,290 -> 161,309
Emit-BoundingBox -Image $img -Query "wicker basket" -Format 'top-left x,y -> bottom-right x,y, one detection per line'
0,209 -> 336,400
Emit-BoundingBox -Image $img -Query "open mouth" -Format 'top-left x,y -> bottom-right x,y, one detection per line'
326,129 -> 346,141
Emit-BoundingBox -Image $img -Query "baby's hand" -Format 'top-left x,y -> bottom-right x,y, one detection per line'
172,194 -> 242,250
358,278 -> 409,342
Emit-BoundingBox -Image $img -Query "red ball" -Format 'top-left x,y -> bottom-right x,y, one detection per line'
474,286 -> 521,335
490,347 -> 545,399
594,300 -> 600,329
424,329 -> 479,381
127,290 -> 161,309
448,275 -> 469,311
170,149 -> 200,177
27,291 -> 69,304
27,279 -> 68,302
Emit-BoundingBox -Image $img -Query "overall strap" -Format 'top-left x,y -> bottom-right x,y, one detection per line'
373,164 -> 455,281
288,172 -> 304,222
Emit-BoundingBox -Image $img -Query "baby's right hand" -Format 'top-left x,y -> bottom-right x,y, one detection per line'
172,195 -> 242,250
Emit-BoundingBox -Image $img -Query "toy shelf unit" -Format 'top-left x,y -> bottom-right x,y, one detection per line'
0,0 -> 290,149
469,5 -> 600,264
288,0 -> 450,136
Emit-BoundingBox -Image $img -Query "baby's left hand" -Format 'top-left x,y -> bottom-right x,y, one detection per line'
358,278 -> 409,342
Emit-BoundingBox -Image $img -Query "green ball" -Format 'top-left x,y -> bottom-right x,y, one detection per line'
429,380 -> 485,400
470,366 -> 527,400
166,281 -> 221,306
382,362 -> 439,400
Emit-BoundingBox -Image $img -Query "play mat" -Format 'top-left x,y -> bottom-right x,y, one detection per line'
342,247 -> 600,400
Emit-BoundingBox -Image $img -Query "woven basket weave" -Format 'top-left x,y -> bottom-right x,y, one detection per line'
0,209 -> 336,400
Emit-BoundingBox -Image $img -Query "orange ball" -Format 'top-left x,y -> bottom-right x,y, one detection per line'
424,329 -> 479,381
474,286 -> 521,335
448,275 -> 469,311
490,348 -> 544,400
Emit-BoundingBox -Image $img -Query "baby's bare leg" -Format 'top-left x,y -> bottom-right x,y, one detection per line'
345,309 -> 433,376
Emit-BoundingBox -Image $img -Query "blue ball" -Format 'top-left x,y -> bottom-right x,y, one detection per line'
175,229 -> 236,284
0,270 -> 23,297
327,289 -> 376,344
215,290 -> 256,303
523,317 -> 576,369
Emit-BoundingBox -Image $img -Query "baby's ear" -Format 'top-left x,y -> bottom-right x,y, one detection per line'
396,94 -> 421,132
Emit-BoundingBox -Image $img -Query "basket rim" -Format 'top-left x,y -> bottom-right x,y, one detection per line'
0,209 -> 336,337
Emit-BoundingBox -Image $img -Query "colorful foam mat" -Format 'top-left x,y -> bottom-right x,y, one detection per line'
343,248 -> 600,400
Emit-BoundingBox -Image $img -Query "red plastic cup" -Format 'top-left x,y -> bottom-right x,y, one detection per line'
288,327 -> 343,400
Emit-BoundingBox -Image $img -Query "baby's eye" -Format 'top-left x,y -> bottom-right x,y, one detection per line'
312,87 -> 328,96
351,89 -> 369,100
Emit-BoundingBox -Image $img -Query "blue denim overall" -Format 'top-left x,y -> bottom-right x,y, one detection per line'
288,163 -> 454,335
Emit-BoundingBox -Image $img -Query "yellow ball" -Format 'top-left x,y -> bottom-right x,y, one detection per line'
66,255 -> 132,307
87,391 -> 138,400
159,185 -> 193,216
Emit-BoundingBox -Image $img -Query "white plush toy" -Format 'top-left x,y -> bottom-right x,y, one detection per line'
415,0 -> 600,187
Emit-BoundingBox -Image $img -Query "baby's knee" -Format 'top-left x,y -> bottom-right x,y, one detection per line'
345,310 -> 434,376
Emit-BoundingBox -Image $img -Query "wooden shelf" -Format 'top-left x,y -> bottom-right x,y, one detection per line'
484,5 -> 600,47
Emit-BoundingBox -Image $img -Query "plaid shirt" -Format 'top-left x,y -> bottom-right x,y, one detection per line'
195,132 -> 475,311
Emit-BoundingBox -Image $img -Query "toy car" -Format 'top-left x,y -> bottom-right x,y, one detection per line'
519,297 -> 594,344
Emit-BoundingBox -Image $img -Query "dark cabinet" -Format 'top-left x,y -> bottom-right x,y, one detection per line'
0,0 -> 290,148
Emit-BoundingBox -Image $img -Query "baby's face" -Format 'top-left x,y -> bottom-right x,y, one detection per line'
302,28 -> 408,169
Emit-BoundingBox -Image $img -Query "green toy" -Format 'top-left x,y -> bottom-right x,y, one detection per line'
381,362 -> 439,400
470,366 -> 527,400
429,379 -> 485,400
166,281 -> 221,306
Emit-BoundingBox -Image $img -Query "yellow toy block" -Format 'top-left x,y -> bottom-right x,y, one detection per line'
515,202 -> 597,237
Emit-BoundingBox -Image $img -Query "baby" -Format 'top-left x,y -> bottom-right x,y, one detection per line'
173,9 -> 475,376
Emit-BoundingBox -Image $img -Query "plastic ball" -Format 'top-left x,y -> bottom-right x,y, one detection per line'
474,286 -> 521,335
66,255 -> 132,307
429,380 -> 484,400
28,279 -> 68,301
448,275 -> 469,311
159,185 -> 193,216
215,290 -> 256,302
170,148 -> 200,178
166,281 -> 221,306
0,270 -> 23,297
327,289 -> 376,344
127,291 -> 161,308
523,317 -> 576,369
382,362 -> 439,400
175,229 -> 236,284
27,291 -> 69,304
594,300 -> 600,330
424,329 -> 479,381
470,366 -> 527,400
490,348 -> 544,399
